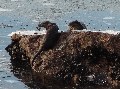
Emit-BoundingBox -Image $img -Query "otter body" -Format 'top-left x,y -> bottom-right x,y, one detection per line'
68,20 -> 87,31
32,21 -> 59,65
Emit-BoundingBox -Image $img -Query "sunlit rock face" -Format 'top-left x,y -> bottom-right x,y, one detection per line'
6,31 -> 120,86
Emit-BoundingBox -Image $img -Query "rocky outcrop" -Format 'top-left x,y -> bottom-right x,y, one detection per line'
6,31 -> 120,86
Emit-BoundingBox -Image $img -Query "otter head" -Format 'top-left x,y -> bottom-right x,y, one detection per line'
68,20 -> 86,31
36,21 -> 52,30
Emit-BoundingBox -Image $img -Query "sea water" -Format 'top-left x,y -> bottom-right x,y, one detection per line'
0,0 -> 120,89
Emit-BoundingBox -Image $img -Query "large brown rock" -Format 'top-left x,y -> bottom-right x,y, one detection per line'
6,31 -> 120,86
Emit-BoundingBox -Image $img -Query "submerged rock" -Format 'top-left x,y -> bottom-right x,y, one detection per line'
6,31 -> 120,86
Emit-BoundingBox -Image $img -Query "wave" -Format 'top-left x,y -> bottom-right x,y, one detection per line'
11,0 -> 24,1
7,30 -> 46,36
4,80 -> 19,83
103,17 -> 115,20
42,3 -> 55,6
69,29 -> 120,35
7,29 -> 120,37
0,8 -> 13,12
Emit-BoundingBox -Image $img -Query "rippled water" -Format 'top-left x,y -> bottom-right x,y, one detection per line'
0,0 -> 120,89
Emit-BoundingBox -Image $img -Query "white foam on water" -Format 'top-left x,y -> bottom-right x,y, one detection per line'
103,17 -> 115,20
0,8 -> 13,12
72,29 -> 120,35
11,0 -> 24,1
103,21 -> 111,25
4,80 -> 19,83
8,30 -> 46,36
105,23 -> 111,25
94,30 -> 120,35
8,29 -> 120,37
11,0 -> 19,1
0,58 -> 6,60
42,3 -> 55,6
32,20 -> 39,23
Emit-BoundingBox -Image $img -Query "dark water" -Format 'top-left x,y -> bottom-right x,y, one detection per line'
0,0 -> 120,89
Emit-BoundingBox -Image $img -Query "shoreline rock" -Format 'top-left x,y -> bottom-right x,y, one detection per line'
5,31 -> 120,86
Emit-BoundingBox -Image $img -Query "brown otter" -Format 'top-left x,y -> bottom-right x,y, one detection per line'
36,21 -> 51,31
32,21 -> 59,65
68,20 -> 87,31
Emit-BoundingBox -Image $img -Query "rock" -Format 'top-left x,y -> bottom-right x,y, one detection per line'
6,31 -> 120,86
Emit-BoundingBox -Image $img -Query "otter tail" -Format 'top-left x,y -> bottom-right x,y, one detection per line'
31,48 -> 42,66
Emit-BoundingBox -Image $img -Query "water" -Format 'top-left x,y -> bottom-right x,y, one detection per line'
0,0 -> 120,89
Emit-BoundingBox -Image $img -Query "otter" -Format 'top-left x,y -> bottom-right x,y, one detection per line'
32,21 -> 59,65
36,21 -> 51,31
68,20 -> 87,31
